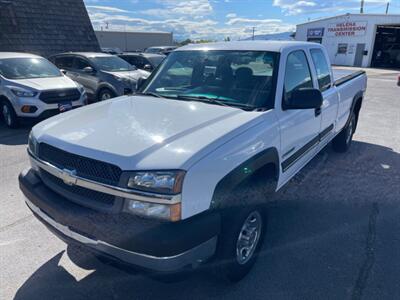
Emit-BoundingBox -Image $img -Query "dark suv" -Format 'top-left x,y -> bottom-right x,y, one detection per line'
118,53 -> 165,72
49,52 -> 149,102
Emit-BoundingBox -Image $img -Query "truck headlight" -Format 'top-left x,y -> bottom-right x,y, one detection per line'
28,131 -> 38,156
11,87 -> 37,97
127,171 -> 185,194
125,200 -> 181,221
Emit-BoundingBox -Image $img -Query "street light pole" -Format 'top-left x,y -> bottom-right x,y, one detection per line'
252,27 -> 256,40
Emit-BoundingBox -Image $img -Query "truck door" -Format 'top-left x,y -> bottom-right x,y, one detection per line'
277,50 -> 322,185
309,48 -> 339,148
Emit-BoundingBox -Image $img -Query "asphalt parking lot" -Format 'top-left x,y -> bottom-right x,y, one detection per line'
1,68 -> 399,300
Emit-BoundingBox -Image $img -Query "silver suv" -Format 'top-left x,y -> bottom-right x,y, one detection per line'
49,52 -> 150,102
0,52 -> 87,128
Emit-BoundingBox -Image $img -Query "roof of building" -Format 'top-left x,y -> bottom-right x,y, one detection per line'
0,52 -> 43,59
177,40 -> 318,52
0,0 -> 100,57
297,13 -> 400,26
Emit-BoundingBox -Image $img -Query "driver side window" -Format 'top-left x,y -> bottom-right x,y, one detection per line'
284,50 -> 313,104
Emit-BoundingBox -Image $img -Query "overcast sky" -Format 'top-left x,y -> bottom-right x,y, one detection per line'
84,0 -> 400,40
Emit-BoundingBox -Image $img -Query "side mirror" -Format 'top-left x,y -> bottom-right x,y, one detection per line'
136,76 -> 147,91
83,66 -> 95,74
143,64 -> 153,71
284,88 -> 323,110
60,69 -> 67,75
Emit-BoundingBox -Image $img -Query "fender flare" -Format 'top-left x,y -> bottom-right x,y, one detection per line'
348,90 -> 364,129
210,147 -> 280,209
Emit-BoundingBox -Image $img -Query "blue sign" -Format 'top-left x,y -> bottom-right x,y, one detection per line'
307,28 -> 325,37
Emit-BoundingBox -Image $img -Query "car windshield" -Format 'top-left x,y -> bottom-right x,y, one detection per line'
147,56 -> 165,67
0,57 -> 61,79
143,50 -> 279,110
89,56 -> 135,72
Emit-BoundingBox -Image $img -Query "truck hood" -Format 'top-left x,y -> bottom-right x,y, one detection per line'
8,75 -> 78,91
32,96 -> 264,170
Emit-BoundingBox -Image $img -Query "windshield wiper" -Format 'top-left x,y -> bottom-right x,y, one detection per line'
173,95 -> 230,107
135,92 -> 163,98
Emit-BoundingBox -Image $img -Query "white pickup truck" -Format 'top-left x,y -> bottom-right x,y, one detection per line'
20,41 -> 367,282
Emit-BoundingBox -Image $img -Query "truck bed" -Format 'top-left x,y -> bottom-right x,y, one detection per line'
332,68 -> 366,87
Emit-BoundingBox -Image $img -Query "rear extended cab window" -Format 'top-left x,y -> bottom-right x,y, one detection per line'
310,49 -> 332,92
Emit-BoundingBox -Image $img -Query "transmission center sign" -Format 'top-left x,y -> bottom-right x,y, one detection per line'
327,21 -> 367,37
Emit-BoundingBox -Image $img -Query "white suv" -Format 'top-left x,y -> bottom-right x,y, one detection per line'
0,52 -> 87,128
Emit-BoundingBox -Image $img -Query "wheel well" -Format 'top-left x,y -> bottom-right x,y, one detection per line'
210,159 -> 279,210
0,95 -> 10,104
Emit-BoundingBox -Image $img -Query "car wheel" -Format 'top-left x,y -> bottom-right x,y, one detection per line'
215,206 -> 266,283
98,88 -> 115,101
332,111 -> 356,153
1,100 -> 19,128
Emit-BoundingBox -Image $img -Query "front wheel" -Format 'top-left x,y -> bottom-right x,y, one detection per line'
1,100 -> 19,128
215,207 -> 266,283
332,111 -> 356,153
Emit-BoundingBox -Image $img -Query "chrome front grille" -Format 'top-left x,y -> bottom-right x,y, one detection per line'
38,143 -> 122,186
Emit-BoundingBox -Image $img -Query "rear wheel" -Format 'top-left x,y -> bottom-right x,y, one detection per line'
1,100 -> 19,128
98,88 -> 115,102
332,111 -> 356,153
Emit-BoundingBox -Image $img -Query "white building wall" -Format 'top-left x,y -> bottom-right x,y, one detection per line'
295,14 -> 400,67
95,31 -> 174,52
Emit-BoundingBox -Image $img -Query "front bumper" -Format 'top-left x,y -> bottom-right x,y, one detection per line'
19,169 -> 220,272
13,96 -> 85,118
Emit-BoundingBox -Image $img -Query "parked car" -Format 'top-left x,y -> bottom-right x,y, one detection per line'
144,46 -> 177,55
20,41 -> 367,282
49,52 -> 149,102
101,47 -> 122,55
118,52 -> 165,72
0,52 -> 86,128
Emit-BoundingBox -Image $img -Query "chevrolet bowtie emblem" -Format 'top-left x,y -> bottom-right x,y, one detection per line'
60,168 -> 77,186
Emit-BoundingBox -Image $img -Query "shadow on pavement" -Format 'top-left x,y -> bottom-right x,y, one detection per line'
13,141 -> 400,300
0,122 -> 31,146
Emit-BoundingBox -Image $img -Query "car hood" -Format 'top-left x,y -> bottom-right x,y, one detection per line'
8,75 -> 78,91
32,96 -> 264,170
106,69 -> 150,81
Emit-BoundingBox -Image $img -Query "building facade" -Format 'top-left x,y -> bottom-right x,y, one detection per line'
0,0 -> 100,57
95,30 -> 174,52
295,14 -> 400,68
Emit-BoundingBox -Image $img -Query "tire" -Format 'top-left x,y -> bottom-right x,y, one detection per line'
1,100 -> 19,128
332,111 -> 356,153
215,206 -> 266,283
97,88 -> 115,102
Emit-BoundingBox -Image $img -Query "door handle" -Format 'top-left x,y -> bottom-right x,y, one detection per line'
315,107 -> 322,117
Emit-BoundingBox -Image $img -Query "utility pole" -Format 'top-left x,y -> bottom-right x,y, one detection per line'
252,27 -> 256,40
386,2 -> 390,14
360,0 -> 364,13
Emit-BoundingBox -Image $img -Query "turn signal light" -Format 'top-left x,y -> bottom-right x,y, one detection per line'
21,106 -> 38,113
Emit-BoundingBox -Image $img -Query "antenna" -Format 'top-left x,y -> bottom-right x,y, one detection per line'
386,2 -> 390,14
360,0 -> 364,13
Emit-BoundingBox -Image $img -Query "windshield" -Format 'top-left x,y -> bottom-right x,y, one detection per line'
0,57 -> 61,80
143,50 -> 279,110
89,56 -> 135,72
147,56 -> 165,67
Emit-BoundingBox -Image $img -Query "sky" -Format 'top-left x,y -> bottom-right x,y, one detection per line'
84,0 -> 400,41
